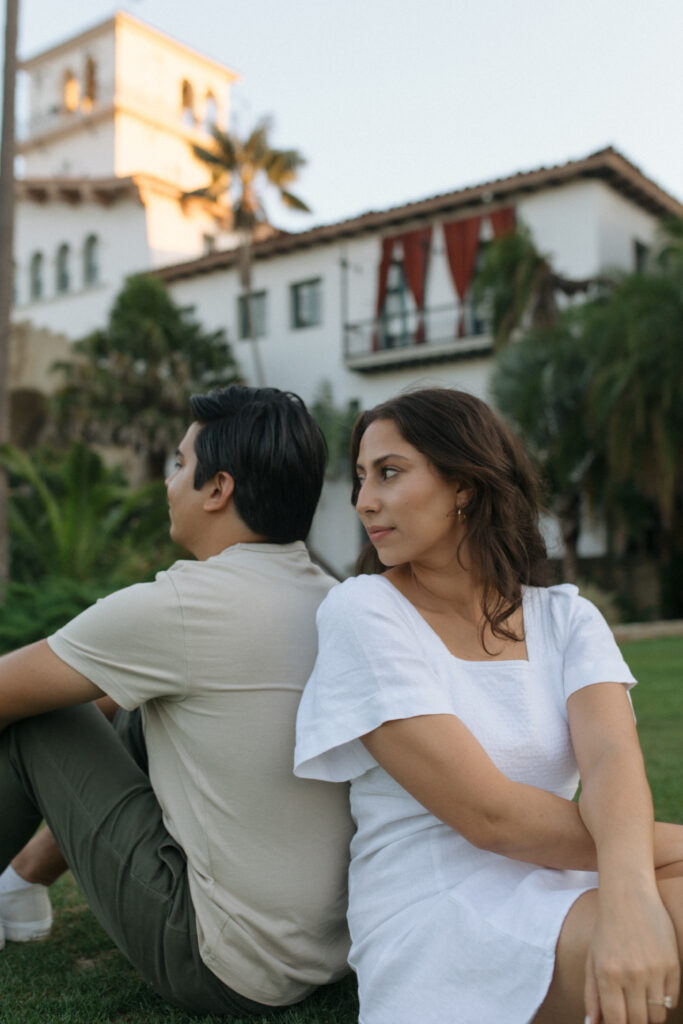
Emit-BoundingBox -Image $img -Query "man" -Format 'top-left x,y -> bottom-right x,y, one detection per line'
0,385 -> 352,1016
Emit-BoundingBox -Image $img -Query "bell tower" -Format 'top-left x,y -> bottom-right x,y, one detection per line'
18,11 -> 238,192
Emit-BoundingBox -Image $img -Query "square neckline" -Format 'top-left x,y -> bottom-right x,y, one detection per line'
373,573 -> 533,666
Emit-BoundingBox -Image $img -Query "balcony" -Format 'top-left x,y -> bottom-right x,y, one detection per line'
343,301 -> 493,373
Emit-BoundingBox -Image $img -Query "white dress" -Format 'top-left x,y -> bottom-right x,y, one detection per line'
294,576 -> 637,1024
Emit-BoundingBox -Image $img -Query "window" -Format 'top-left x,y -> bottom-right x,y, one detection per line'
181,80 -> 195,127
379,260 -> 411,348
634,240 -> 650,273
238,291 -> 267,339
56,243 -> 71,294
29,252 -> 44,300
469,239 -> 491,336
291,278 -> 322,329
83,234 -> 99,285
63,69 -> 80,112
204,92 -> 218,133
83,57 -> 97,111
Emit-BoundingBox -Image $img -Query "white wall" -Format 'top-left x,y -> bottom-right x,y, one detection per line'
13,195 -> 149,336
22,28 -> 117,177
595,186 -> 660,272
21,120 -> 117,179
518,178 -> 659,279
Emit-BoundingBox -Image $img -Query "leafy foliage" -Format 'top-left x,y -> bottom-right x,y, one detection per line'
51,276 -> 241,477
0,442 -> 178,586
474,225 -> 608,349
311,380 -> 361,479
0,577 -> 116,654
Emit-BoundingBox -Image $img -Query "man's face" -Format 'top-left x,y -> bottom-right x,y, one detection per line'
165,422 -> 207,556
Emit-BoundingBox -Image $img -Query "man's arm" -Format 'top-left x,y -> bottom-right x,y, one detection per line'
0,640 -> 104,732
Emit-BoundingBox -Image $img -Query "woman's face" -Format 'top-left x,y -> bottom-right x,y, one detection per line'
355,418 -> 467,568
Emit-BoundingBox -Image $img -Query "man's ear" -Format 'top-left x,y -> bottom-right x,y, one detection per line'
203,471 -> 235,512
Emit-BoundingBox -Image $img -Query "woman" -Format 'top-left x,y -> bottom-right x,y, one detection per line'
294,388 -> 683,1024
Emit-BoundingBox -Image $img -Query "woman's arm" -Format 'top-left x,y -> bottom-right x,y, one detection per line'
361,711 -> 683,873
567,682 -> 680,1024
361,712 -> 598,870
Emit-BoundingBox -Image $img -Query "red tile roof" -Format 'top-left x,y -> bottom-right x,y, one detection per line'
153,146 -> 683,283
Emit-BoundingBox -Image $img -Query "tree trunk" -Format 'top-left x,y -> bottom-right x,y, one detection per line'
0,0 -> 19,591
557,492 -> 581,583
239,233 -> 265,387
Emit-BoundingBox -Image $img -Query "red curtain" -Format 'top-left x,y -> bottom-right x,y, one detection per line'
443,216 -> 482,336
398,227 -> 432,344
489,206 -> 516,237
373,228 -> 432,348
372,237 -> 396,350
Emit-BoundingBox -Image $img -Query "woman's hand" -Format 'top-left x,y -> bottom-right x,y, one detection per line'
584,884 -> 680,1024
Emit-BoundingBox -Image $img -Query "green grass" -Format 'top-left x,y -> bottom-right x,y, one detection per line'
0,637 -> 680,1021
622,635 -> 683,825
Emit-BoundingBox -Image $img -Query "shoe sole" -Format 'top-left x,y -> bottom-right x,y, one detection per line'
0,918 -> 52,942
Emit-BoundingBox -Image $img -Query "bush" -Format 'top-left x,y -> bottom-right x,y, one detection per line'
0,577 -> 118,653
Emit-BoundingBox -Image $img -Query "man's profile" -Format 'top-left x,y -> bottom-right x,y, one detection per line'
0,385 -> 352,1016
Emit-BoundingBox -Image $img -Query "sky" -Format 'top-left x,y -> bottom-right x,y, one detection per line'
2,0 -> 682,232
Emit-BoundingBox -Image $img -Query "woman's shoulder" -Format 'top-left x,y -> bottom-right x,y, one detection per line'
319,573 -> 396,615
527,583 -> 613,654
317,573 -> 417,647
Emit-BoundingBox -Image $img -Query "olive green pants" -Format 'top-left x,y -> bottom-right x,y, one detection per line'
0,704 -> 282,1017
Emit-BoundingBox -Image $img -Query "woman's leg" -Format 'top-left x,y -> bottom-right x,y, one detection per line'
534,866 -> 683,1024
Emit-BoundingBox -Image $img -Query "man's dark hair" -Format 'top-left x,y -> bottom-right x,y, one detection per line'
189,385 -> 327,543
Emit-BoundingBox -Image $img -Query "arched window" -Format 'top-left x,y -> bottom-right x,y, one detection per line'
63,69 -> 80,112
180,79 -> 195,127
83,57 -> 97,110
56,243 -> 71,294
203,92 -> 218,133
29,251 -> 44,300
83,234 -> 99,285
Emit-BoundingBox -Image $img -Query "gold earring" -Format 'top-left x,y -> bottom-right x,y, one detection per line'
455,506 -> 467,521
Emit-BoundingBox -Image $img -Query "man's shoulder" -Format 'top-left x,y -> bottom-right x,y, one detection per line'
177,542 -> 337,593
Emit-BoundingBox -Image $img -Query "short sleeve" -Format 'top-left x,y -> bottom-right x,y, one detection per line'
548,584 -> 636,702
47,570 -> 187,709
294,577 -> 455,783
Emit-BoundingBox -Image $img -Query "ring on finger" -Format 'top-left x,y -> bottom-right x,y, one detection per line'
647,996 -> 674,1010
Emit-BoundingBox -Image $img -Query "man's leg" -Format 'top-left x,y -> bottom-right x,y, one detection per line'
0,704 -> 273,1017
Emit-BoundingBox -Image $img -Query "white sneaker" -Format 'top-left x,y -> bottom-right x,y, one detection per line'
0,884 -> 52,942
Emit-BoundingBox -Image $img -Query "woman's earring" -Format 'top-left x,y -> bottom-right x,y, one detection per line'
455,506 -> 467,521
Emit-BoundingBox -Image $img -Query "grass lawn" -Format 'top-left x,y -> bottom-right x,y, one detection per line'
0,637 -> 680,1023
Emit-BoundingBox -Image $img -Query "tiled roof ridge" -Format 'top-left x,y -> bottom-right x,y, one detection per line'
152,146 -> 682,282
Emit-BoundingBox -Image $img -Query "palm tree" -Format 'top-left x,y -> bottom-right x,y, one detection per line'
491,314 -> 597,581
580,222 -> 683,612
189,116 -> 310,385
493,218 -> 683,611
0,0 -> 19,589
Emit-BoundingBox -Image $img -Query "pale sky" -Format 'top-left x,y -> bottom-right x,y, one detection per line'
3,0 -> 682,231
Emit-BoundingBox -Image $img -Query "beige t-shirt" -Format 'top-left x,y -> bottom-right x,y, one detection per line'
48,541 -> 352,1005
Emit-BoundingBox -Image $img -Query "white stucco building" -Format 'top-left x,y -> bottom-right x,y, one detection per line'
9,15 -> 683,576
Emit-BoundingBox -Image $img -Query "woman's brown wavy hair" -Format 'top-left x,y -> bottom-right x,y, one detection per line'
350,388 -> 550,644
